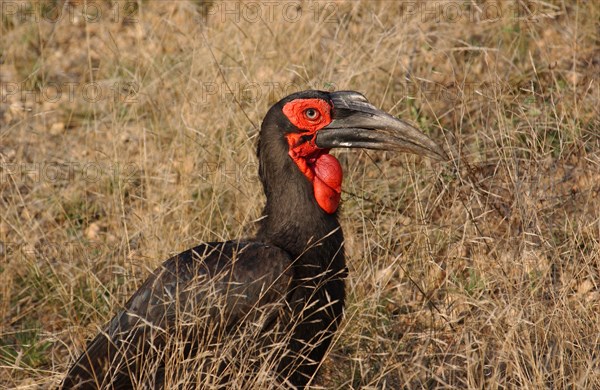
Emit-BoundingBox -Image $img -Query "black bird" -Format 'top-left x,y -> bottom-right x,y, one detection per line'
61,90 -> 446,389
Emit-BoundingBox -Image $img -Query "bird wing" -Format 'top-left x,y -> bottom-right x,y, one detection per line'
61,240 -> 294,389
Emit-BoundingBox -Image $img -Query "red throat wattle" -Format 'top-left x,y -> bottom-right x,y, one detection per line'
311,153 -> 343,213
283,98 -> 343,214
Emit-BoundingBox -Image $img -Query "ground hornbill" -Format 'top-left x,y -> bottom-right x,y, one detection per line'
61,90 -> 446,389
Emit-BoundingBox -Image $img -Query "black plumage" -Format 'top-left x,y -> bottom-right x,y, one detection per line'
61,90 -> 445,389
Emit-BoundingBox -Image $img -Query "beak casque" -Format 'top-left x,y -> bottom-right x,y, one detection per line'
315,91 -> 447,161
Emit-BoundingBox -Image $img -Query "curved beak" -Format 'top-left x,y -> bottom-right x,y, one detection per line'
315,91 -> 447,161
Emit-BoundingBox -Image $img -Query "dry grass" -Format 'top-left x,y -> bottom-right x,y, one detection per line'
1,0 -> 599,388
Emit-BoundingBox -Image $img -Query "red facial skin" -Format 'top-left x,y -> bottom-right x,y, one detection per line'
283,98 -> 343,214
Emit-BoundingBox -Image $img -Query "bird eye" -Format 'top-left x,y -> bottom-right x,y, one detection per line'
304,108 -> 320,120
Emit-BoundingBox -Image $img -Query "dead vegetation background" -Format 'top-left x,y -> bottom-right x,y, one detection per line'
1,0 -> 599,388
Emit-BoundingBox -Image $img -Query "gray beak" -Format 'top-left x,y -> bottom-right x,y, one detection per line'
315,91 -> 447,161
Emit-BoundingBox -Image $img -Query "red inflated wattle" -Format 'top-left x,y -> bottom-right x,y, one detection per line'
313,175 -> 341,214
313,154 -> 342,193
312,154 -> 343,213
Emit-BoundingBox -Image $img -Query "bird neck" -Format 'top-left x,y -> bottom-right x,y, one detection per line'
258,197 -> 345,282
256,124 -> 345,278
257,164 -> 344,260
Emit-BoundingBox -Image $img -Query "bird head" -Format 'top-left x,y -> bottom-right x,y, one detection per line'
259,90 -> 447,214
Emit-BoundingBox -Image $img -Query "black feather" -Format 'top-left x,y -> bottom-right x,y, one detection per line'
62,91 -> 347,389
